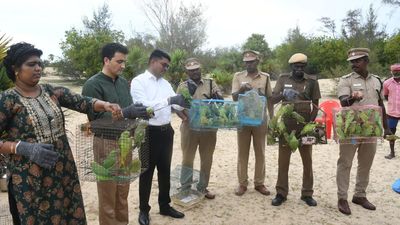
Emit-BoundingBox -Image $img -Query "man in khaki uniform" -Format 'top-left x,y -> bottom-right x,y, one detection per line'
336,48 -> 390,215
176,58 -> 223,199
270,53 -> 320,207
231,50 -> 274,196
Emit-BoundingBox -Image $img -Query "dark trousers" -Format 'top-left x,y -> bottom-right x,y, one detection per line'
139,124 -> 174,213
8,180 -> 21,225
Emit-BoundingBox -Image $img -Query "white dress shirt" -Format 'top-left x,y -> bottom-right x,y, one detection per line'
130,70 -> 176,126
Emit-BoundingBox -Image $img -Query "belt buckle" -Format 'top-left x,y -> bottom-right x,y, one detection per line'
160,125 -> 168,132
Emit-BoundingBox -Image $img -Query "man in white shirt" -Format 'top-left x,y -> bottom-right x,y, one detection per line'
130,49 -> 187,225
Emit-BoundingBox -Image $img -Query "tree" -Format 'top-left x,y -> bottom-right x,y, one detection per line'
0,33 -> 13,91
59,4 -> 124,78
341,9 -> 364,46
382,0 -> 400,6
308,37 -> 349,77
318,17 -> 337,38
142,0 -> 207,54
384,33 -> 400,64
242,34 -> 272,59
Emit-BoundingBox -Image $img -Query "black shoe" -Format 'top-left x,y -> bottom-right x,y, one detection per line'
160,207 -> 185,218
301,196 -> 317,206
138,211 -> 150,225
271,194 -> 287,206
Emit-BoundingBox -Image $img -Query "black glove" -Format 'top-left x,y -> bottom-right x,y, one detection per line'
283,89 -> 299,101
122,103 -> 149,119
168,94 -> 189,108
16,141 -> 58,169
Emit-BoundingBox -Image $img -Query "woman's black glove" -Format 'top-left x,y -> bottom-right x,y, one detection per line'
16,141 -> 59,169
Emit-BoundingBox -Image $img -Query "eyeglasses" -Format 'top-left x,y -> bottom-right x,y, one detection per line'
159,61 -> 170,69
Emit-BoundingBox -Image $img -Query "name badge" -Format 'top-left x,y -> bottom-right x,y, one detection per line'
353,83 -> 362,87
284,84 -> 293,87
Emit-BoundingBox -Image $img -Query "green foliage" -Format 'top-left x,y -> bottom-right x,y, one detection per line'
307,37 -> 349,78
59,4 -> 124,79
242,34 -> 271,59
209,69 -> 233,94
164,49 -> 188,89
0,67 -> 13,91
123,46 -> 149,81
384,33 -> 400,65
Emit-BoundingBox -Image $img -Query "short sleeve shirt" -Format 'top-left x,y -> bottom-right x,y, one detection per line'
383,77 -> 400,117
177,78 -> 222,100
273,73 -> 321,116
231,71 -> 272,98
337,72 -> 383,106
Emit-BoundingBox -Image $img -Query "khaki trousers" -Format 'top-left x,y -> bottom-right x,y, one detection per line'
275,143 -> 314,197
336,142 -> 376,200
94,136 -> 129,225
237,123 -> 267,186
180,123 -> 216,191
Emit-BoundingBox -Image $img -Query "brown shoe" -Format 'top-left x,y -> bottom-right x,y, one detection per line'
235,185 -> 247,196
254,185 -> 270,196
338,199 -> 351,215
204,189 -> 215,199
352,197 -> 376,210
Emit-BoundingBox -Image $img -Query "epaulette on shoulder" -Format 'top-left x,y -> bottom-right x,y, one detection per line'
371,74 -> 382,80
305,74 -> 317,80
341,73 -> 353,79
279,73 -> 290,78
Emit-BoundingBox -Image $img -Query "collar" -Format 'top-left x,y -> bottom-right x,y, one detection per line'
289,72 -> 306,81
245,71 -> 261,78
353,72 -> 372,79
100,72 -> 119,82
144,70 -> 160,81
188,78 -> 204,85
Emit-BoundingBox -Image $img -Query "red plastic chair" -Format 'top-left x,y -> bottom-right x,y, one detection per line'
314,100 -> 341,139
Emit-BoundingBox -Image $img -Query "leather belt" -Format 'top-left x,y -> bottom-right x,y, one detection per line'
148,123 -> 171,132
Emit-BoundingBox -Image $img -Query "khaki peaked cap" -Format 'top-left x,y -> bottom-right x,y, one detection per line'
242,50 -> 260,62
288,53 -> 307,64
185,58 -> 201,70
347,48 -> 370,61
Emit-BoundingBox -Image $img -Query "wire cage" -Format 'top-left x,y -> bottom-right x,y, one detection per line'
0,203 -> 12,225
170,165 -> 205,209
267,101 -> 327,148
75,118 -> 149,183
333,105 -> 383,144
238,90 -> 266,126
189,99 -> 240,130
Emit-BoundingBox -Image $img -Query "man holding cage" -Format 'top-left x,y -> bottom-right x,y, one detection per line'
82,43 -> 148,225
231,50 -> 274,197
270,53 -> 321,207
176,58 -> 223,199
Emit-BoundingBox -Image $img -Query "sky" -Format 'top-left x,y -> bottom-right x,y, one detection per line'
1,0 -> 399,59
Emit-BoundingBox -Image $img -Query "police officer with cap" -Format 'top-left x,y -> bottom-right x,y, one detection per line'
231,50 -> 274,196
176,58 -> 223,199
270,53 -> 321,207
336,48 -> 391,215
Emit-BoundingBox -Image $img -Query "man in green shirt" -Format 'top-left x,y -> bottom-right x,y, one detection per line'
82,43 -> 147,225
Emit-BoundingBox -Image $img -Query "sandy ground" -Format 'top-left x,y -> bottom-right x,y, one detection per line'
1,75 -> 400,225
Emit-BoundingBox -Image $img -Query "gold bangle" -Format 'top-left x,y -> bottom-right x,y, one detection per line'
12,142 -> 16,154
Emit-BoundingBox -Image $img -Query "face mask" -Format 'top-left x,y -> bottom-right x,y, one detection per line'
393,72 -> 400,78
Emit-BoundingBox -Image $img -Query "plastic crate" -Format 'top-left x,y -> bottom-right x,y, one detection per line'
75,118 -> 149,183
189,99 -> 240,130
238,90 -> 266,126
333,105 -> 383,144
